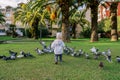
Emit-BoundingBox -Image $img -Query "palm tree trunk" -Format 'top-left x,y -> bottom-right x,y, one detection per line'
90,2 -> 99,42
110,2 -> 118,41
60,0 -> 70,42
72,23 -> 77,39
32,19 -> 39,39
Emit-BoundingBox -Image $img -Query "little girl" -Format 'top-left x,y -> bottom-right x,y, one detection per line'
51,32 -> 65,64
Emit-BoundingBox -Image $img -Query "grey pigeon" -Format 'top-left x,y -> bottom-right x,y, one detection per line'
116,56 -> 120,63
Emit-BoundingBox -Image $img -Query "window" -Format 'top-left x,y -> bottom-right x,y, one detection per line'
5,13 -> 10,17
6,9 -> 11,12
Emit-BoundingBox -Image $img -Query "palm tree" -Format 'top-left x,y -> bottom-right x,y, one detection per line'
69,9 -> 90,38
90,1 -> 99,42
0,12 -> 5,24
14,3 -> 42,39
31,0 -> 80,42
81,0 -> 112,42
82,0 -> 119,42
58,0 -> 70,42
82,0 -> 99,42
110,2 -> 118,41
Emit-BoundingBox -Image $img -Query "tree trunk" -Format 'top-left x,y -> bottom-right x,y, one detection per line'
32,19 -> 39,39
60,0 -> 70,42
90,1 -> 99,42
72,23 -> 77,39
110,2 -> 118,41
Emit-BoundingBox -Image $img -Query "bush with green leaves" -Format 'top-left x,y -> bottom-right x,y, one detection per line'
80,27 -> 91,38
25,28 -> 50,38
98,16 -> 120,32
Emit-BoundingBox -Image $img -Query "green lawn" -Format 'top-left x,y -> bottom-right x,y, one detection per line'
0,39 -> 120,80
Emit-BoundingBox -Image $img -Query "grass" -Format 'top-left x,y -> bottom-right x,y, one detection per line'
0,38 -> 120,80
0,36 -> 19,41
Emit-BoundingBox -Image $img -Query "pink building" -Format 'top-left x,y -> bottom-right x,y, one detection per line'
98,2 -> 120,21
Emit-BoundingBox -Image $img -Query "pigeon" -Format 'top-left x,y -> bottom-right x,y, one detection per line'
99,62 -> 104,68
85,53 -> 90,59
116,56 -> 120,63
23,52 -> 33,57
17,51 -> 24,58
2,56 -> 12,61
35,48 -> 44,54
10,55 -> 16,60
2,56 -> 10,60
9,50 -> 17,58
40,41 -> 47,48
94,55 -> 99,59
64,46 -> 70,55
71,52 -> 77,57
101,49 -> 112,62
90,46 -> 98,54
0,55 -> 6,59
106,56 -> 112,62
9,50 -> 17,55
25,52 -> 34,57
101,51 -> 107,58
106,49 -> 112,62
63,46 -> 75,55
93,52 -> 101,59
90,47 -> 101,59
39,41 -> 53,53
42,48 -> 53,53
8,50 -> 17,60
78,49 -> 84,56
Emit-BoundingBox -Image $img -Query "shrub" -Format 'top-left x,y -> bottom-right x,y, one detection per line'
80,27 -> 91,38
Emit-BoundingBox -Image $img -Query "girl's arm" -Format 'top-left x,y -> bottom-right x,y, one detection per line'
51,41 -> 55,49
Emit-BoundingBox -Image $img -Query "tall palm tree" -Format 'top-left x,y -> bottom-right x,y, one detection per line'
0,12 -> 5,24
82,0 -> 99,42
57,0 -> 83,42
58,0 -> 70,42
14,2 -> 42,39
31,0 -> 80,42
81,0 -> 111,42
89,1 -> 99,42
110,2 -> 118,41
82,0 -> 119,42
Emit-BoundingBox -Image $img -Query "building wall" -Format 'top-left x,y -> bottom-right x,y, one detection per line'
0,6 -> 14,24
98,2 -> 120,21
117,3 -> 120,16
0,6 -> 24,36
85,8 -> 91,22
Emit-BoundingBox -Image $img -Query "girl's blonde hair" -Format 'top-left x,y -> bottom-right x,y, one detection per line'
56,32 -> 62,39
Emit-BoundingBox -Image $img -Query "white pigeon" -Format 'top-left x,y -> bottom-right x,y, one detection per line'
17,51 -> 24,58
102,49 -> 112,63
35,48 -> 44,54
101,51 -> 107,58
107,48 -> 111,56
90,46 -> 98,54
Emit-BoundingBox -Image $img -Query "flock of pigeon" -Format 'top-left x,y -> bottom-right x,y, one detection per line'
36,41 -> 120,63
0,41 -> 54,61
64,46 -> 120,63
90,46 -> 120,63
0,50 -> 34,61
0,41 -> 120,64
